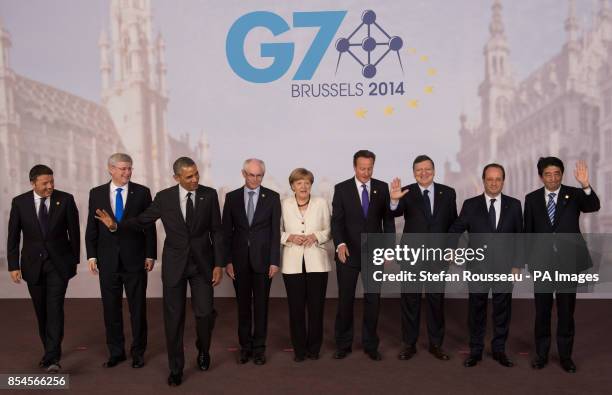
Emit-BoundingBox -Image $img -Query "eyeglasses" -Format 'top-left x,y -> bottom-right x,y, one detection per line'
245,172 -> 263,179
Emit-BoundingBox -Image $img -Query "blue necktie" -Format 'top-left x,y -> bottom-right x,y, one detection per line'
361,184 -> 369,218
115,187 -> 124,222
547,192 -> 556,226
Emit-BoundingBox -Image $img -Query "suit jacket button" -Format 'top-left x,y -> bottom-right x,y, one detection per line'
301,230 -> 305,233
301,222 -> 304,225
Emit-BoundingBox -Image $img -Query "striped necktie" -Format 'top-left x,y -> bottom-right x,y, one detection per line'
547,192 -> 556,226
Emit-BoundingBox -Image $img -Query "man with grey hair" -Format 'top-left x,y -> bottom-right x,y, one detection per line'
85,153 -> 157,369
95,156 -> 224,386
222,158 -> 281,365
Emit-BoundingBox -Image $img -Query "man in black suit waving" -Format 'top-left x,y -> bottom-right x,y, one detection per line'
96,157 -> 224,386
7,164 -> 80,373
525,157 -> 600,373
449,163 -> 522,368
85,153 -> 157,369
389,155 -> 457,361
222,158 -> 281,366
332,150 -> 395,361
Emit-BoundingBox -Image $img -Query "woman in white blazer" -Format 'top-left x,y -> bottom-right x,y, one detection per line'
281,168 -> 331,362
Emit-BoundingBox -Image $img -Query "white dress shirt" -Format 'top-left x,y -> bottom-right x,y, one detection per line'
33,191 -> 50,213
179,184 -> 195,221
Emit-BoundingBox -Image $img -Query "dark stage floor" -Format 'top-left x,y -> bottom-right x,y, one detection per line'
1,298 -> 610,394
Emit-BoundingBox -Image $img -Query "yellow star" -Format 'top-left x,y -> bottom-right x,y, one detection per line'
408,47 -> 417,54
427,67 -> 437,76
424,86 -> 434,94
384,106 -> 394,116
407,99 -> 419,109
420,55 -> 429,62
355,107 -> 367,118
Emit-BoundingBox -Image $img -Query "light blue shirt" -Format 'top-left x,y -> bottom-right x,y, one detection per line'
244,186 -> 261,212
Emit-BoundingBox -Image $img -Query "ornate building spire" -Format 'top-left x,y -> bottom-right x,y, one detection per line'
99,29 -> 111,91
489,0 -> 505,37
565,0 -> 580,44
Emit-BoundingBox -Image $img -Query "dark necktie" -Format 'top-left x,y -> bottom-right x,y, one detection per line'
489,198 -> 497,231
361,184 -> 369,218
38,197 -> 49,237
186,192 -> 194,229
423,189 -> 432,220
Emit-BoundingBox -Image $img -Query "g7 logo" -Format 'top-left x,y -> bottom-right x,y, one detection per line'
226,11 -> 347,83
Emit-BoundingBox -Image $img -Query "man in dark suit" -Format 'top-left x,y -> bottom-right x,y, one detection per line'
95,157 -> 224,386
389,155 -> 457,361
331,150 -> 395,361
85,153 -> 157,369
222,158 -> 281,366
525,157 -> 599,373
449,163 -> 522,368
7,164 -> 80,373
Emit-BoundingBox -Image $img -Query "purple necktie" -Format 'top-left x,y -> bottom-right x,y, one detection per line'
361,184 -> 369,218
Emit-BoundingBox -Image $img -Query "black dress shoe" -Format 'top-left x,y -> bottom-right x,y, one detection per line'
306,352 -> 319,360
39,359 -> 50,368
167,372 -> 182,387
197,351 -> 210,371
560,359 -> 576,373
333,349 -> 351,359
253,353 -> 266,365
238,350 -> 252,364
463,355 -> 482,367
492,352 -> 514,367
428,345 -> 450,361
365,350 -> 382,361
132,355 -> 145,369
46,362 -> 61,374
398,345 -> 416,361
103,355 -> 127,368
531,356 -> 548,369
294,355 -> 306,362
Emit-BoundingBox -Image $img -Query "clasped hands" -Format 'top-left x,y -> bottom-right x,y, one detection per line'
287,233 -> 318,247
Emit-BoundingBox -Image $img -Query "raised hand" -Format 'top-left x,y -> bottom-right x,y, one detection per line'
95,209 -> 117,230
390,177 -> 408,201
574,160 -> 590,188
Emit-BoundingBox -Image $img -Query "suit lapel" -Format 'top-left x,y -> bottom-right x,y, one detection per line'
252,187 -> 267,225
553,186 -> 569,229
193,186 -> 206,228
121,182 -> 135,220
478,194 -> 494,232
350,180 -> 365,219
410,185 -> 428,219
172,185 -> 187,225
432,183 -> 442,219
29,193 -> 44,239
47,192 -> 60,232
497,194 -> 508,232
367,181 -> 378,219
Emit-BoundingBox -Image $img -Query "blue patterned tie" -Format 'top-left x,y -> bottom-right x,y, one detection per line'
361,184 -> 369,218
115,187 -> 124,222
547,192 -> 556,226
